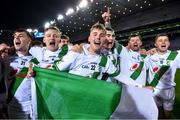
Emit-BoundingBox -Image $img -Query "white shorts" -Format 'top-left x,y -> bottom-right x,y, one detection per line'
153,87 -> 175,111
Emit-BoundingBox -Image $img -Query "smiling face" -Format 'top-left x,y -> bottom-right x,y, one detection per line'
13,31 -> 32,53
128,36 -> 142,52
155,35 -> 170,54
88,24 -> 106,53
43,27 -> 61,52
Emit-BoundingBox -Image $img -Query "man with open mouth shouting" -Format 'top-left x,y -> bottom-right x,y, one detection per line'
147,33 -> 180,119
29,26 -> 70,68
101,8 -> 149,86
7,28 -> 33,119
54,22 -> 149,88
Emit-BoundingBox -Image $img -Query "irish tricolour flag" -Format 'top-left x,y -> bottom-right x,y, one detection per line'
33,67 -> 158,119
10,67 -> 158,119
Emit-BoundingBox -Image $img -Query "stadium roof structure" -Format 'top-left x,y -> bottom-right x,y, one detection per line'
0,0 -> 179,43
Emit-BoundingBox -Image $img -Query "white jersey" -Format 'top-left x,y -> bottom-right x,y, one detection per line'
119,48 -> 148,85
29,46 -> 70,68
8,53 -> 33,118
9,53 -> 32,75
54,45 -> 143,88
147,50 -> 180,89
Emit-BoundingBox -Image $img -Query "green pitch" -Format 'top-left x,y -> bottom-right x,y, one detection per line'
172,69 -> 180,118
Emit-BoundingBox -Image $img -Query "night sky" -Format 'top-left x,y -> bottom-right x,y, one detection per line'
0,0 -> 79,30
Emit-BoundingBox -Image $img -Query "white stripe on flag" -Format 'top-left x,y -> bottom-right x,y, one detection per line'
110,84 -> 158,119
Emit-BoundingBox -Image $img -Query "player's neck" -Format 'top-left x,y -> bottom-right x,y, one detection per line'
87,47 -> 100,55
16,50 -> 29,56
157,50 -> 168,55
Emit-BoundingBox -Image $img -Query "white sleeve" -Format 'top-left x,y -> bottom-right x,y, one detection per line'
144,55 -> 150,70
113,73 -> 143,88
29,46 -> 42,58
54,51 -> 79,71
177,50 -> 180,53
174,54 -> 180,68
118,44 -> 128,58
105,57 -> 143,88
104,57 -> 117,74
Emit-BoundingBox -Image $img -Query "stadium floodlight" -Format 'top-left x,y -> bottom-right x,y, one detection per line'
27,28 -> 32,33
76,6 -> 80,11
44,22 -> 50,28
57,14 -> 64,20
50,20 -> 55,25
65,8 -> 74,16
79,0 -> 88,8
33,29 -> 38,33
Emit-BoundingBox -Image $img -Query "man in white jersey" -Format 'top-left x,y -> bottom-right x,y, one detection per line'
102,9 -> 148,86
54,23 -> 148,88
99,27 -> 123,81
29,26 -> 70,68
28,26 -> 75,119
7,28 -> 33,119
119,34 -> 149,85
147,33 -> 180,118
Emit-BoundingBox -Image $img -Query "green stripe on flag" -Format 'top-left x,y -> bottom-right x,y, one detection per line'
34,67 -> 122,119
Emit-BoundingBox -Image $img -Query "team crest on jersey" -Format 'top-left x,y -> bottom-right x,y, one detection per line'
131,63 -> 139,71
153,67 -> 159,73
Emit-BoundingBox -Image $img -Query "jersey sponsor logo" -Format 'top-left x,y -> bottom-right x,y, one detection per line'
131,63 -> 139,71
46,64 -> 52,69
90,62 -> 98,65
82,65 -> 89,69
153,67 -> 159,73
14,60 -> 18,63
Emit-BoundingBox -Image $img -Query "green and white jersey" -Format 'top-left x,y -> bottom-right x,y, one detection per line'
29,46 -> 70,68
54,50 -> 114,80
9,53 -> 32,75
119,48 -> 148,86
8,53 -> 33,118
147,50 -> 180,89
54,45 -> 143,87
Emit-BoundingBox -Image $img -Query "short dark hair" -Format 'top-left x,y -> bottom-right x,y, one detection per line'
61,34 -> 69,40
128,33 -> 142,41
155,33 -> 169,42
105,27 -> 115,37
14,28 -> 33,40
105,27 -> 114,32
